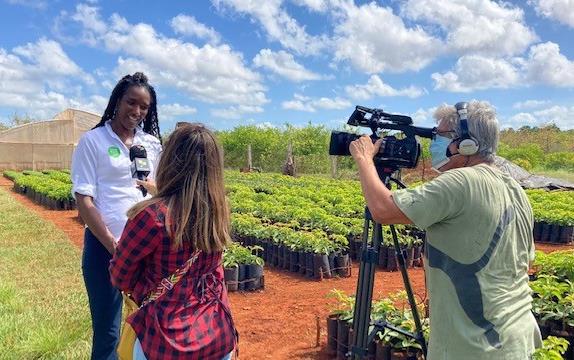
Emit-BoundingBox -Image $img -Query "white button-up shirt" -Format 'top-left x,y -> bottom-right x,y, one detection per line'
71,120 -> 162,241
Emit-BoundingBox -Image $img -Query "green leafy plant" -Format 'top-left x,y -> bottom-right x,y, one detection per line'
532,336 -> 569,360
327,289 -> 355,322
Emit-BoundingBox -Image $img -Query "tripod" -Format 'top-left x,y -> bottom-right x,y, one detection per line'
350,165 -> 427,359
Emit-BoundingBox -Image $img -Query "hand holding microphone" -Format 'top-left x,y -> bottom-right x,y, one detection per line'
129,145 -> 152,197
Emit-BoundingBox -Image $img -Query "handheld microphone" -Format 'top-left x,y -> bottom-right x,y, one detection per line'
129,145 -> 151,197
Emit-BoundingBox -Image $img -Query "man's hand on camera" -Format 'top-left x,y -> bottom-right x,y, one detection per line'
349,136 -> 383,164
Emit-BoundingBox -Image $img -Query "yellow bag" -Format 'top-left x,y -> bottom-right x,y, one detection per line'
117,294 -> 139,360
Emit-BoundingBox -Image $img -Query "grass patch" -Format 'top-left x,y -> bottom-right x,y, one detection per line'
532,169 -> 574,183
0,187 -> 91,360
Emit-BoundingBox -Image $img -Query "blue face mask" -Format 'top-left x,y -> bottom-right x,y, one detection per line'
430,135 -> 453,170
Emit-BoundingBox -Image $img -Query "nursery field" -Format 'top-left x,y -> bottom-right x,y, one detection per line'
1,171 -> 574,359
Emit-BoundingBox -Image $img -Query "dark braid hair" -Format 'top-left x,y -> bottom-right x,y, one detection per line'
93,72 -> 162,142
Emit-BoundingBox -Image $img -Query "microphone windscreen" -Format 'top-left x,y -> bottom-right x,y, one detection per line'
129,145 -> 147,161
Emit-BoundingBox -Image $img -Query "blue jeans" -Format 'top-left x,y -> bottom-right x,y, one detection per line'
82,228 -> 122,360
133,338 -> 233,360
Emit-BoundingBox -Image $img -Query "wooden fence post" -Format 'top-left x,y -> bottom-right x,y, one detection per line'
330,156 -> 337,178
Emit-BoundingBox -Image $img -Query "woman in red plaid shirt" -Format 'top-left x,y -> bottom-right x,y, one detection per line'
110,123 -> 237,360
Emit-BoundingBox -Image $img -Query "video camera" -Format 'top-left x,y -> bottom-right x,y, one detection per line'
329,106 -> 435,169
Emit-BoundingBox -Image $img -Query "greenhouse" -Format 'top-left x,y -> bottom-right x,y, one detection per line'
0,108 -> 100,171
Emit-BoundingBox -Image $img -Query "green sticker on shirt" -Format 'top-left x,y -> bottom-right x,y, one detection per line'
108,146 -> 121,158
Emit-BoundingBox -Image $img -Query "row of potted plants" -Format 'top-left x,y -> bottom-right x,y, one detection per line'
533,221 -> 574,244
326,289 -> 428,360
528,250 -> 574,359
4,170 -> 75,210
232,213 -> 351,280
222,242 -> 265,292
347,226 -> 425,271
528,190 -> 574,242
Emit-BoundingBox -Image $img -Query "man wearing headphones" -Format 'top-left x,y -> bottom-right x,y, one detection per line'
349,100 -> 541,359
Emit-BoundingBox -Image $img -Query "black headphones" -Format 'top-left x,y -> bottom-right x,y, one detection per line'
454,102 -> 479,156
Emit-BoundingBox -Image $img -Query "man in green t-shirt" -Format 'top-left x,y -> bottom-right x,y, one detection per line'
349,101 -> 541,360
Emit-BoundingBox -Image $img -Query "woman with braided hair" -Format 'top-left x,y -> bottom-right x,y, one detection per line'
71,72 -> 163,360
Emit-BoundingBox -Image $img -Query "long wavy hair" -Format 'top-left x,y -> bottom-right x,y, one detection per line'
93,72 -> 162,141
128,123 -> 230,252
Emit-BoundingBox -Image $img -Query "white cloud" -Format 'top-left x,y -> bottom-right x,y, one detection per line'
159,103 -> 198,120
211,105 -> 264,119
522,42 -> 574,87
255,121 -> 276,128
411,107 -> 438,128
170,14 -> 221,44
529,0 -> 574,28
345,75 -> 426,100
503,112 -> 540,129
531,105 -> 574,129
401,0 -> 538,57
291,0 -> 328,12
432,41 -> 574,92
6,0 -> 46,9
281,93 -> 351,112
432,55 -> 519,92
0,38 -> 96,118
211,0 -> 328,56
505,106 -> 574,130
60,5 -> 268,111
332,2 -> 442,73
12,38 -> 93,83
512,100 -> 550,109
253,49 -> 324,82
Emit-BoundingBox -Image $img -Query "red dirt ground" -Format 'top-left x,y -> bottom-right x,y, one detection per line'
1,176 -> 572,359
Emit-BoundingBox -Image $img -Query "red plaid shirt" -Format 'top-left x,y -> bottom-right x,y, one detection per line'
109,201 -> 237,360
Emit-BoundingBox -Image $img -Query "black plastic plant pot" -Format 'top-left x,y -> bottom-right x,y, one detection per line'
289,250 -> 299,272
278,246 -> 285,268
283,248 -> 291,270
246,263 -> 264,279
224,266 -> 239,292
334,253 -> 350,277
351,241 -> 362,260
549,224 -> 561,243
560,226 -> 574,244
413,245 -> 422,267
326,315 -> 339,356
348,240 -> 356,260
305,252 -> 315,278
261,242 -> 269,262
336,319 -> 350,360
244,264 -> 263,291
378,245 -> 388,268
375,341 -> 392,360
386,247 -> 398,271
533,221 -> 543,242
404,247 -> 415,268
270,244 -> 279,267
313,253 -> 332,279
242,236 -> 252,246
540,222 -> 551,243
298,251 -> 307,275
238,264 -> 246,291
328,252 -> 336,272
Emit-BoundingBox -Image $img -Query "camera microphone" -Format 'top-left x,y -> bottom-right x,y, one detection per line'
129,145 -> 151,197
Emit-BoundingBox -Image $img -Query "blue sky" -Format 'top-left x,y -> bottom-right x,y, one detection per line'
0,0 -> 573,132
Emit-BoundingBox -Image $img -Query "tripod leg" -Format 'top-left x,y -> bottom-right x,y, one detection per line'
390,225 -> 427,357
351,213 -> 385,359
